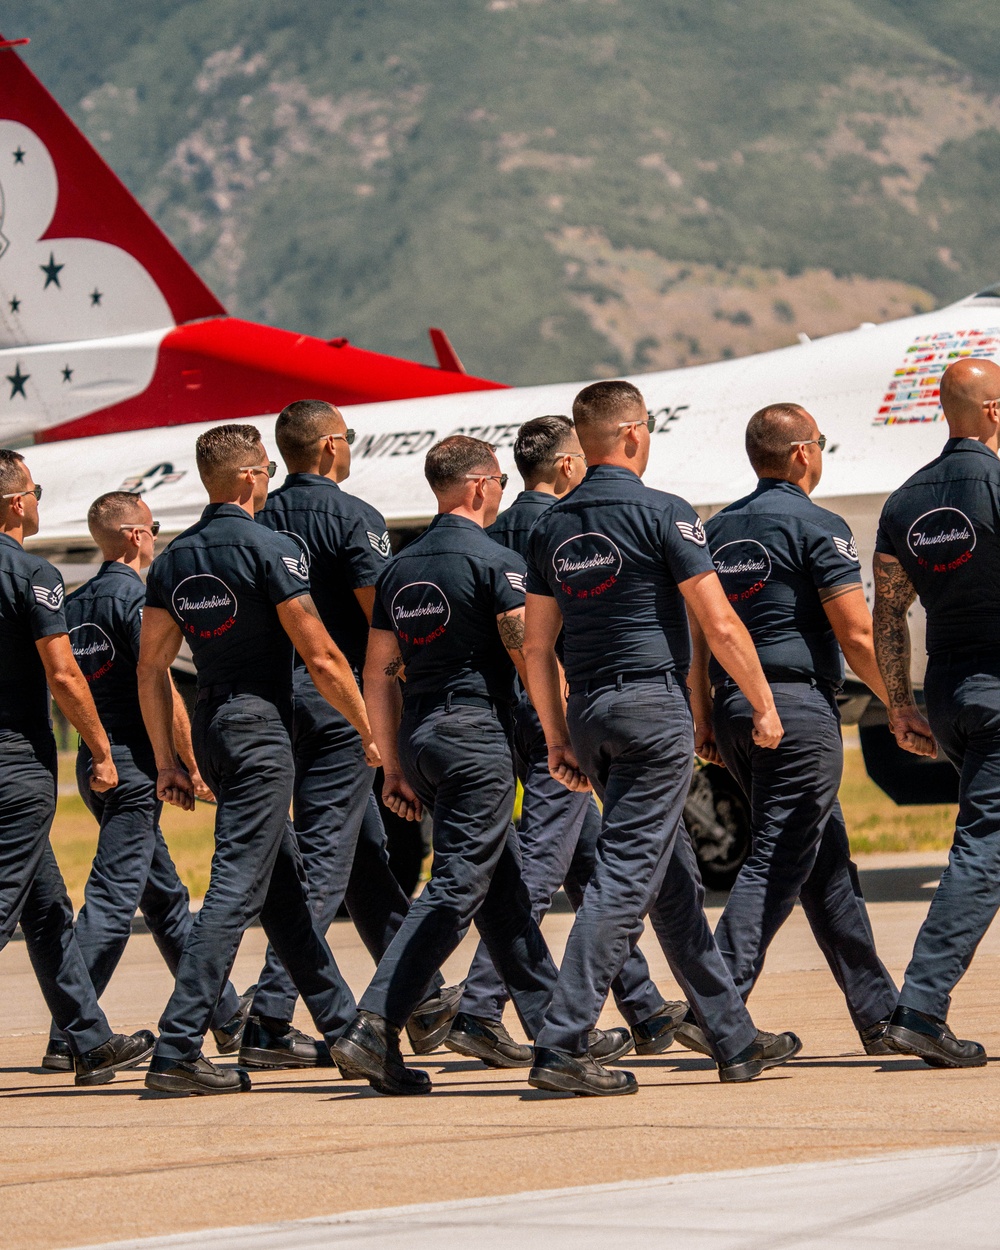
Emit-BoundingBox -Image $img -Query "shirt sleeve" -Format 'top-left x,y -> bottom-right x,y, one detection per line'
21,557 -> 68,640
370,568 -> 394,632
488,551 -> 528,614
263,534 -> 312,605
122,591 -> 144,664
344,509 -> 391,588
662,499 -> 717,583
806,517 -> 863,590
874,502 -> 899,557
144,558 -> 167,611
525,527 -> 554,597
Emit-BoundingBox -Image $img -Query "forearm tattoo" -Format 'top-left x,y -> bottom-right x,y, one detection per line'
872,555 -> 917,710
384,653 -> 404,678
498,612 -> 526,654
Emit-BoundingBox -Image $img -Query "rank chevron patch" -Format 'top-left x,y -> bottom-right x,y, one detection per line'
367,530 -> 392,558
675,518 -> 707,546
33,583 -> 65,610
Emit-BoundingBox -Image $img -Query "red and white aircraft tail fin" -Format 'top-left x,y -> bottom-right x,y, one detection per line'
0,36 -> 223,352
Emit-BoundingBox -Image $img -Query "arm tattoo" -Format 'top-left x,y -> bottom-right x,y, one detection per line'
498,612 -> 526,654
872,555 -> 917,710
818,583 -> 860,604
384,653 -> 404,679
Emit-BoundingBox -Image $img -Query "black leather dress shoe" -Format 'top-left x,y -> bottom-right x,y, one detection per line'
632,1000 -> 687,1056
884,1005 -> 987,1068
405,984 -> 464,1055
444,1012 -> 533,1067
529,1048 -> 638,1096
144,1053 -> 252,1095
674,1016 -> 714,1057
75,1029 -> 156,1086
587,1027 -> 634,1062
212,984 -> 257,1056
41,1038 -> 73,1072
331,1012 -> 432,1095
238,1017 -> 332,1069
859,1018 -> 894,1056
718,1030 -> 802,1083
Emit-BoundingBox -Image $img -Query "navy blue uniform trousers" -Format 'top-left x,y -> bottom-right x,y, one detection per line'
154,693 -> 357,1063
712,681 -> 897,1032
50,740 -> 241,1043
536,676 -> 757,1061
899,654 -> 1000,1019
252,670 -> 441,1021
0,730 -> 111,1055
359,699 -> 558,1035
460,693 -> 665,1027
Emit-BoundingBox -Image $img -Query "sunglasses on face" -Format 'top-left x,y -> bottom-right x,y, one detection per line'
1,484 -> 42,501
618,416 -> 656,433
789,434 -> 827,451
239,461 -> 277,478
465,473 -> 509,489
120,521 -> 161,537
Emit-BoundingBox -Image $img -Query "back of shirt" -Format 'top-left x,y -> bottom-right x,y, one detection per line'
706,478 -> 861,688
487,490 -> 555,560
372,513 -> 525,704
66,562 -> 147,740
258,474 -> 390,673
145,504 -> 311,691
875,438 -> 1000,658
0,534 -> 67,735
525,464 -> 715,685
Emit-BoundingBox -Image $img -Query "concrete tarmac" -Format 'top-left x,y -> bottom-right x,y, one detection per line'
2,851 -> 999,1250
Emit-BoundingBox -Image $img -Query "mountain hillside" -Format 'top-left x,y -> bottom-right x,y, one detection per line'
15,0 -> 1000,383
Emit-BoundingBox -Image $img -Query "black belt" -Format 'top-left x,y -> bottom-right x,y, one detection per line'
568,669 -> 675,696
196,681 -> 286,703
402,691 -> 505,715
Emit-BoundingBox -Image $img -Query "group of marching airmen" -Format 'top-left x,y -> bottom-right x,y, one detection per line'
1,353 -> 997,1096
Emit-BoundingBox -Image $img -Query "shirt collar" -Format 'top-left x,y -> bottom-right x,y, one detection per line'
752,477 -> 808,498
582,464 -> 643,483
429,513 -> 485,533
282,473 -> 341,491
942,437 -> 1000,461
0,532 -> 21,552
513,490 -> 556,505
98,560 -> 143,582
200,502 -> 256,523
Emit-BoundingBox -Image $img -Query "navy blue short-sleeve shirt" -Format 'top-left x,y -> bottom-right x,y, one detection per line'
145,503 -> 311,690
257,473 -> 390,673
525,464 -> 715,684
487,490 -> 556,561
876,438 -> 1000,658
705,478 -> 861,688
0,534 -> 67,733
66,561 -> 148,739
372,513 -> 525,704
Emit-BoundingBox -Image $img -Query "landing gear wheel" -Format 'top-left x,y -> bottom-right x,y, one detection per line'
684,764 -> 751,891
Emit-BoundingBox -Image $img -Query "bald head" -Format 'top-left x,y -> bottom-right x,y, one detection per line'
939,358 -> 1000,438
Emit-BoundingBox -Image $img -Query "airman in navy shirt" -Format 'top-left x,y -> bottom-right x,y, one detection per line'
0,449 -> 153,1085
523,380 -> 800,1093
41,491 -> 248,1073
247,400 -> 456,1067
689,403 -> 899,1057
331,435 -> 559,1096
874,357 -> 1000,1068
449,415 -> 683,1069
138,423 -> 380,1096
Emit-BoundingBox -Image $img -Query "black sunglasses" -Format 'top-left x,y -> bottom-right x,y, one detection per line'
2,483 -> 42,501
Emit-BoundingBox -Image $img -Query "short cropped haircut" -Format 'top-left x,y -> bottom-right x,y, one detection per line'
195,424 -> 263,488
514,415 -> 574,484
0,449 -> 27,497
745,403 -> 813,476
424,435 -> 496,492
275,399 -> 338,464
572,380 -> 646,434
87,491 -> 147,550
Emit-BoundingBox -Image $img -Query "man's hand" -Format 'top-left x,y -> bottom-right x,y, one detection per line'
382,772 -> 422,821
694,720 -> 724,766
362,736 -> 382,768
751,705 -> 784,749
188,768 -> 216,803
889,705 -> 938,758
89,754 -> 118,793
547,743 -> 592,792
157,765 -> 195,811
